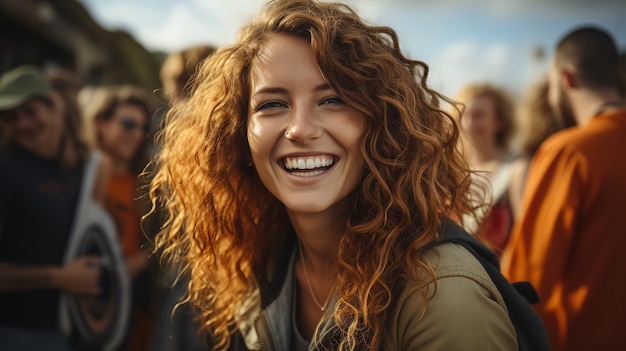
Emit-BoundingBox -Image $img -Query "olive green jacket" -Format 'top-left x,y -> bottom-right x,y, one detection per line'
233,242 -> 518,350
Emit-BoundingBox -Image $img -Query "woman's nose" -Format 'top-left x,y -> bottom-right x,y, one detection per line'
284,107 -> 322,143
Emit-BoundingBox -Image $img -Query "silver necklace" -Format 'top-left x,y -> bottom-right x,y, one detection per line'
298,241 -> 332,312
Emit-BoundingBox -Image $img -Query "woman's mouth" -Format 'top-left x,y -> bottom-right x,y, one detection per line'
283,155 -> 335,177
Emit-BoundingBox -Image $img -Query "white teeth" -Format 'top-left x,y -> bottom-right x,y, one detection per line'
284,156 -> 334,170
291,170 -> 325,177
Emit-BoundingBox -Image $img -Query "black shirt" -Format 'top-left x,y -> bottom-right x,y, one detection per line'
0,146 -> 83,330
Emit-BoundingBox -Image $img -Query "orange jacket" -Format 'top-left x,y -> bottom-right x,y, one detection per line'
501,110 -> 626,351
105,172 -> 142,257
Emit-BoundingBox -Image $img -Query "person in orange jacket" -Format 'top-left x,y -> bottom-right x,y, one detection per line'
501,25 -> 626,351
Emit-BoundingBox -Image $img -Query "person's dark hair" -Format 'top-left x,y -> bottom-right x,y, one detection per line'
555,25 -> 620,90
46,69 -> 90,169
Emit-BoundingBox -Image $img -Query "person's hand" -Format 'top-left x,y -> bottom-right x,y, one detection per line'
53,256 -> 101,296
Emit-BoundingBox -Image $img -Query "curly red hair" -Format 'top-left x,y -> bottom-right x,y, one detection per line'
148,0 -> 478,349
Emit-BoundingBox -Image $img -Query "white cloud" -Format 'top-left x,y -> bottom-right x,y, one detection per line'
78,0 -> 618,99
429,40 -> 531,99
356,0 -> 626,16
191,0 -> 264,22
138,4 -> 223,52
79,1 -> 166,34
81,0 -> 267,52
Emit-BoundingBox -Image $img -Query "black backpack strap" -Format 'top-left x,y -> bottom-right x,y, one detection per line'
512,282 -> 540,304
437,218 -> 551,351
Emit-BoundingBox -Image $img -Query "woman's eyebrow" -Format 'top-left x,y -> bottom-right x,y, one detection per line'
313,83 -> 332,92
252,86 -> 288,96
252,83 -> 333,96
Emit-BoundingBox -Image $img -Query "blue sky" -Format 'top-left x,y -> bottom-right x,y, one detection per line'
78,0 -> 626,99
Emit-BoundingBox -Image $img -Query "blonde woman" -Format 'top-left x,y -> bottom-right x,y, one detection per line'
454,83 -> 517,256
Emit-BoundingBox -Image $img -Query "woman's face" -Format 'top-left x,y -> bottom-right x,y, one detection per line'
0,96 -> 64,158
247,34 -> 366,216
98,102 -> 148,164
460,94 -> 501,147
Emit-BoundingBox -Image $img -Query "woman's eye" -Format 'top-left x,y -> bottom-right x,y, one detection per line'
255,100 -> 285,111
321,96 -> 345,105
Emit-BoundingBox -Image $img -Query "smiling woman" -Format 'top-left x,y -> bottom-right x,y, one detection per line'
147,1 -> 525,350
247,34 -> 366,216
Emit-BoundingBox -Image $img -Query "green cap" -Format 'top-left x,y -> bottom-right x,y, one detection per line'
0,65 -> 51,112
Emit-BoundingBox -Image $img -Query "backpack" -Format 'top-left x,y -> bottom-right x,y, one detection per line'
438,218 -> 551,351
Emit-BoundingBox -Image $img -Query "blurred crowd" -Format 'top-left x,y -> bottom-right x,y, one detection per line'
0,8 -> 625,351
0,44 -> 216,351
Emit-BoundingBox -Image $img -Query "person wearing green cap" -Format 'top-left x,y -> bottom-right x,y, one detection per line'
0,65 -> 109,350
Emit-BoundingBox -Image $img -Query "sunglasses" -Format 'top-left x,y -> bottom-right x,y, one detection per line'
119,118 -> 149,134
